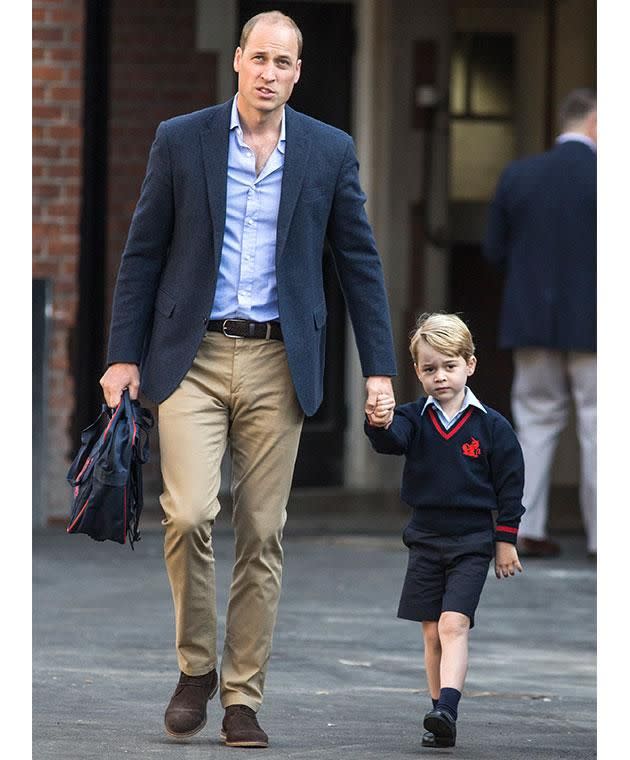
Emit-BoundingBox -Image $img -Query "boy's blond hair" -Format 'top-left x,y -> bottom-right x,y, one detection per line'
409,312 -> 475,363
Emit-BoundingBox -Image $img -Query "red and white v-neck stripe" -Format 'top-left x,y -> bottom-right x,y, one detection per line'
428,406 -> 473,440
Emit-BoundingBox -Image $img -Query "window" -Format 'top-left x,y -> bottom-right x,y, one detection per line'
449,32 -> 516,200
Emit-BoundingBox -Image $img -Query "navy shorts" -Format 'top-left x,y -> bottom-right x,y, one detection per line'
397,525 -> 494,629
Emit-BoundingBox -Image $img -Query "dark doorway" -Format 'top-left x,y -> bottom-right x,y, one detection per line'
238,1 -> 354,486
449,243 -> 513,420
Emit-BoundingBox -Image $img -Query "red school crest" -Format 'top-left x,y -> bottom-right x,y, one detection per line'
462,437 -> 481,458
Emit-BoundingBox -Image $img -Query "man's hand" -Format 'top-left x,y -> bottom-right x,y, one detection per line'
494,542 -> 524,579
365,376 -> 395,428
99,363 -> 140,408
366,392 -> 396,428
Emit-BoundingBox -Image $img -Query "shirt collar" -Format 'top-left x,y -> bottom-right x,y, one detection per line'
230,94 -> 286,154
421,386 -> 487,418
556,132 -> 596,152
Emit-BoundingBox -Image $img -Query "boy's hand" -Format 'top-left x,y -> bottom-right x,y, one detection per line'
494,542 -> 523,579
366,385 -> 396,428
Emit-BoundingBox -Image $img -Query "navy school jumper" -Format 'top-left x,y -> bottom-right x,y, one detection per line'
364,397 -> 525,543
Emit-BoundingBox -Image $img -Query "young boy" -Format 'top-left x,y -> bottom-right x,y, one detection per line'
365,312 -> 525,749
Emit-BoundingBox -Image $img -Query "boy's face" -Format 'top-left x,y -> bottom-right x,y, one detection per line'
414,343 -> 476,406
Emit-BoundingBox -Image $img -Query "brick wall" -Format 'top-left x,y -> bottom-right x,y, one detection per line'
32,1 -> 218,520
32,0 -> 85,519
107,1 -> 218,500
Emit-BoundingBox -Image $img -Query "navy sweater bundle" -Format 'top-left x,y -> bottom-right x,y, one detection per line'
364,397 -> 525,544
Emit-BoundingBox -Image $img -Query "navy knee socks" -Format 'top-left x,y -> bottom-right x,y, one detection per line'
436,687 -> 461,720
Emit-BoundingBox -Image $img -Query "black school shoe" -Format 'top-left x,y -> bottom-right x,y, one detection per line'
423,709 -> 457,747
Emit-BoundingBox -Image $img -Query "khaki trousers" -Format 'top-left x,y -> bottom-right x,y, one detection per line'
158,332 -> 304,711
512,348 -> 597,552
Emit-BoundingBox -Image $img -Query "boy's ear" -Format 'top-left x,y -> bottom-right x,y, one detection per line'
466,355 -> 477,376
413,362 -> 422,381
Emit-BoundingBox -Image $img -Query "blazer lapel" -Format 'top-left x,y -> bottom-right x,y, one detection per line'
200,100 -> 232,274
276,107 -> 311,265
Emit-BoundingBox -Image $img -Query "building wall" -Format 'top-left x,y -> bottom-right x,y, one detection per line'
102,1 -> 219,504
107,1 -> 218,329
32,0 -> 85,519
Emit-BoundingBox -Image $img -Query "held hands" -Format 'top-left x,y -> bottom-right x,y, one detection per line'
365,377 -> 396,428
99,363 -> 140,408
494,542 -> 524,579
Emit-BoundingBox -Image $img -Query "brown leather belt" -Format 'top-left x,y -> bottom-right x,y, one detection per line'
207,319 -> 283,342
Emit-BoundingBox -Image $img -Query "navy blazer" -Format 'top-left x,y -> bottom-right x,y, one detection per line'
483,140 -> 596,352
107,99 -> 397,415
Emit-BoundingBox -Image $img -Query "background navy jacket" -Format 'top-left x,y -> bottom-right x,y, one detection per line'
483,140 -> 596,352
107,98 -> 397,415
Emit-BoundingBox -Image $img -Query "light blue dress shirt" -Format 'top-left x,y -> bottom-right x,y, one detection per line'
421,386 -> 486,430
210,95 -> 286,321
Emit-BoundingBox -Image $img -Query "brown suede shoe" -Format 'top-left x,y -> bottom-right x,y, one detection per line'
164,670 -> 218,738
517,537 -> 561,558
221,705 -> 269,748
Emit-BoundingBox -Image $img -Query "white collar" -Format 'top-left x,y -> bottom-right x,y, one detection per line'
556,132 -> 596,152
421,386 -> 486,421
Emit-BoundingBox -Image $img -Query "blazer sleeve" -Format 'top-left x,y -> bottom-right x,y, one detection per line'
489,416 -> 526,544
483,167 -> 511,272
107,121 -> 175,365
325,138 -> 397,378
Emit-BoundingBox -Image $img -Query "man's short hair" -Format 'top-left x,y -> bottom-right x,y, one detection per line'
559,88 -> 596,130
240,11 -> 303,58
409,313 -> 476,363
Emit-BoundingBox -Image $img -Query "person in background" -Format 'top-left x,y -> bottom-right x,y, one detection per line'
483,88 -> 596,558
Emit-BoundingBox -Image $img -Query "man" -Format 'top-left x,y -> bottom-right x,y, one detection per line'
101,11 -> 396,748
483,89 -> 596,559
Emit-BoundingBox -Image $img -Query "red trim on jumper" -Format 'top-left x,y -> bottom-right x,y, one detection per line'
428,407 -> 473,440
496,525 -> 518,534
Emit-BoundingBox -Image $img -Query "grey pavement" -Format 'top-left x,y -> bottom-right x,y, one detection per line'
33,519 -> 596,759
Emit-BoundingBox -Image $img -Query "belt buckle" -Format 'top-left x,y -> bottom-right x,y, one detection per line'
222,319 -> 243,339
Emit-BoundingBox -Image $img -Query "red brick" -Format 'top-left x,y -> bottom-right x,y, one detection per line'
48,125 -> 82,140
50,8 -> 82,24
48,47 -> 81,62
33,104 -> 62,120
48,165 -> 80,179
33,143 -> 62,160
49,86 -> 81,101
33,27 -> 64,43
33,65 -> 65,81
47,202 -> 79,217
34,183 -> 62,200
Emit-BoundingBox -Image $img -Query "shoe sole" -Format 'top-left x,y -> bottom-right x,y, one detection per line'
164,680 -> 219,739
220,729 -> 268,748
422,735 -> 455,748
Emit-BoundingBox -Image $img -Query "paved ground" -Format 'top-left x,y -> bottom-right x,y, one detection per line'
33,520 -> 596,759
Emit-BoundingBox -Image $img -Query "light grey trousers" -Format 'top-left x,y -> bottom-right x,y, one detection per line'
512,348 -> 596,552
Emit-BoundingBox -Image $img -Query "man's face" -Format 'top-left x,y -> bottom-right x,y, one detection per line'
234,21 -> 301,117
